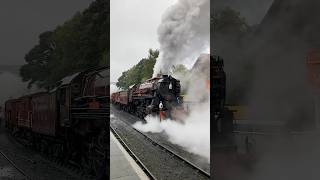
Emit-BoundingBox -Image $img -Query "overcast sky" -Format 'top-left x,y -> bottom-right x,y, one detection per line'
110,0 -> 177,82
0,0 -> 92,66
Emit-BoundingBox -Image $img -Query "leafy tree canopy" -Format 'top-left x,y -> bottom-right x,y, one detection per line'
170,64 -> 189,76
213,7 -> 249,36
20,0 -> 109,89
116,49 -> 159,90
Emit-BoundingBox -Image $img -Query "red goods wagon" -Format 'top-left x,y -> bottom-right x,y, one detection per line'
111,91 -> 129,105
5,99 -> 22,130
17,96 -> 32,129
111,92 -> 118,103
307,49 -> 320,93
5,99 -> 18,129
118,91 -> 129,105
31,92 -> 57,136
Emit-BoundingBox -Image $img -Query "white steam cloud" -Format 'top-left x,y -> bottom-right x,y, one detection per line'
134,55 -> 210,161
0,72 -> 28,104
134,0 -> 210,162
153,0 -> 210,76
133,102 -> 210,161
0,72 -> 41,107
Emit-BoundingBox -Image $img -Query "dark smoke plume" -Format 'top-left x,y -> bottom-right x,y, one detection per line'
214,0 -> 320,179
153,0 -> 210,76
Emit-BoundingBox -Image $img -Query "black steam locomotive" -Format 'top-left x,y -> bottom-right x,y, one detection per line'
111,75 -> 185,120
5,66 -> 109,177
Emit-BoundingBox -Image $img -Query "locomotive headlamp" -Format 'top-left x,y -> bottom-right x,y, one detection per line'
177,97 -> 180,104
159,101 -> 163,109
169,82 -> 172,89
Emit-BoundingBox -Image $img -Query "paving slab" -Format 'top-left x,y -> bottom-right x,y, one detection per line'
110,131 -> 148,180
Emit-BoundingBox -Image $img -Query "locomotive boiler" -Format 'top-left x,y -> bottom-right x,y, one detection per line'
112,75 -> 185,120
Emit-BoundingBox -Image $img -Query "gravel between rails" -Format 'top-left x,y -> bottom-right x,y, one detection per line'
111,106 -> 210,173
0,123 -> 91,180
0,149 -> 28,180
110,113 -> 210,180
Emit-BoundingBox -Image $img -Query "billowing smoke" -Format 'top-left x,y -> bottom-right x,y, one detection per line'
133,0 -> 210,163
0,72 -> 31,105
153,0 -> 210,76
133,102 -> 210,161
213,0 -> 320,179
134,55 -> 210,161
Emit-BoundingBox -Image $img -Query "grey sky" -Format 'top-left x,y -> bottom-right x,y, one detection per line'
0,0 -> 92,66
110,0 -> 177,82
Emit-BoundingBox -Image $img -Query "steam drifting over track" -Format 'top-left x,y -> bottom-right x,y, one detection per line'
110,108 -> 210,180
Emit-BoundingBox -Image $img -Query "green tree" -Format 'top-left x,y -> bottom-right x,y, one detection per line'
213,7 -> 249,36
213,7 -> 251,104
116,49 -> 159,89
20,31 -> 55,88
170,64 -> 189,76
20,0 -> 109,89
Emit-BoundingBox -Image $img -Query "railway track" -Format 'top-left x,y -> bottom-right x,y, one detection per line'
0,149 -> 32,180
134,129 -> 210,177
111,114 -> 210,179
110,126 -> 157,180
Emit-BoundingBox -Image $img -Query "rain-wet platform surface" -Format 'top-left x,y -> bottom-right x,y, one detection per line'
110,131 -> 147,180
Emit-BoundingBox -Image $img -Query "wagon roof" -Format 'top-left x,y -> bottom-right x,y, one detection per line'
145,77 -> 161,82
60,72 -> 81,86
112,90 -> 128,94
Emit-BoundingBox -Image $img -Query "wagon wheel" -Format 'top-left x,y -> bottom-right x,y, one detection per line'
81,153 -> 92,175
82,131 -> 107,177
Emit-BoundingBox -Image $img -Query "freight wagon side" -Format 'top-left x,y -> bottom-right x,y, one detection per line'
111,92 -> 117,103
17,96 -> 32,129
111,91 -> 128,105
31,92 -> 57,136
119,91 -> 129,105
5,99 -> 20,132
5,99 -> 14,130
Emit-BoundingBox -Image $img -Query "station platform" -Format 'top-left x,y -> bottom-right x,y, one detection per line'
110,131 -> 148,180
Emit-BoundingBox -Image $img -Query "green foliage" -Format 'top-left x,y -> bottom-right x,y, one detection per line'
170,64 -> 188,76
116,49 -> 159,90
20,0 -> 109,88
213,7 -> 251,104
214,7 -> 249,36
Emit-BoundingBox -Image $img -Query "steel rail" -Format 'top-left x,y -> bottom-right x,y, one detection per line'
110,125 -> 157,180
132,126 -> 211,178
112,112 -> 210,179
0,149 -> 33,180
